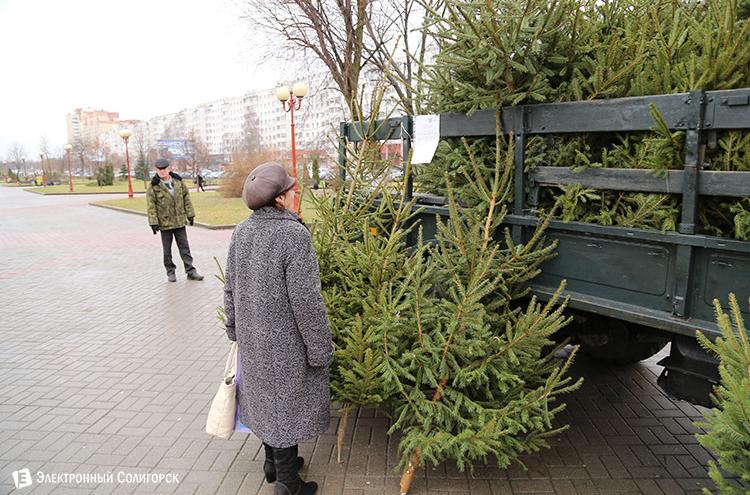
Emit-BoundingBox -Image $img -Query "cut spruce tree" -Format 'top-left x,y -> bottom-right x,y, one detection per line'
417,0 -> 750,239
308,112 -> 425,462
696,295 -> 750,495
214,109 -> 581,489
380,124 -> 582,494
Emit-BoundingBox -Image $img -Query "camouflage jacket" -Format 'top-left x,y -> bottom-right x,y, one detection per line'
146,172 -> 195,230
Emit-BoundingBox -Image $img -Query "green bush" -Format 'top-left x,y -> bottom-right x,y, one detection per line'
135,154 -> 149,180
696,294 -> 750,494
312,156 -> 320,189
96,164 -> 114,186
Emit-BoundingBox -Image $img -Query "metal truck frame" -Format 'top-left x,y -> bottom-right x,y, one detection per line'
338,88 -> 750,406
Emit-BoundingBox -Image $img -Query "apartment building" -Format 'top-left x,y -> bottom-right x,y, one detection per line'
65,108 -> 120,152
78,67 -> 392,169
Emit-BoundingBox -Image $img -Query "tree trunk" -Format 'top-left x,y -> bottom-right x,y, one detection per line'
336,405 -> 352,463
399,448 -> 420,495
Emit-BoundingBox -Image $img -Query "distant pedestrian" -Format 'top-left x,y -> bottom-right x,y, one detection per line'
146,158 -> 204,282
196,173 -> 206,192
223,162 -> 332,495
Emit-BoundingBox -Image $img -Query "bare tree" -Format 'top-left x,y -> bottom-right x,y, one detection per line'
178,129 -> 209,180
147,147 -> 159,166
132,126 -> 149,164
51,146 -> 66,176
132,125 -> 151,186
39,135 -> 51,159
76,138 -> 90,177
241,107 -> 262,154
364,0 -> 437,115
38,135 -> 53,184
242,0 -> 374,115
87,137 -> 105,177
8,142 -> 26,180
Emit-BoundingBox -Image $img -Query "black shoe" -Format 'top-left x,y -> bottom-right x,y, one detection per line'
263,442 -> 304,483
272,445 -> 317,495
274,480 -> 317,495
187,271 -> 204,281
167,273 -> 176,282
263,458 -> 305,483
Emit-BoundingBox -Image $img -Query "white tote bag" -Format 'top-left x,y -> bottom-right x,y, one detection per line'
205,341 -> 238,439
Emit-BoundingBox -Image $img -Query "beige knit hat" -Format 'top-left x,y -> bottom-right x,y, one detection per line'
242,162 -> 297,210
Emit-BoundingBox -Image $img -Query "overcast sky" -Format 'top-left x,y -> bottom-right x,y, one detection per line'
0,0 -> 287,160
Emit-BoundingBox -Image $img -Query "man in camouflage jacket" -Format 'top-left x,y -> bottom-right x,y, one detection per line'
146,158 -> 203,282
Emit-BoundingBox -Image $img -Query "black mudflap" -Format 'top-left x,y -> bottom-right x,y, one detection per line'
657,336 -> 720,407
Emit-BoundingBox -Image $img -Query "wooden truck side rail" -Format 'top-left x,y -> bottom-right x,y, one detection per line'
339,88 -> 750,405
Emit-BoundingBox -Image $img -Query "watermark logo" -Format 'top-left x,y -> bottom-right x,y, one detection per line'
12,468 -> 33,489
10,469 -> 179,488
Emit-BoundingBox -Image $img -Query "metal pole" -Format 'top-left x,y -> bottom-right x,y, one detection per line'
40,155 -> 46,188
672,90 -> 706,318
338,122 -> 347,183
290,94 -> 300,216
67,152 -> 73,192
124,137 -> 134,199
512,107 -> 528,246
402,116 -> 413,201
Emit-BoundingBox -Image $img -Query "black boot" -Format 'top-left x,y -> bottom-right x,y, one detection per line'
272,445 -> 317,495
263,443 -> 304,483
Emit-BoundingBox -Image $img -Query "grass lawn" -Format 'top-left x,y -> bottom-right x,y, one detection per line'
94,190 -> 318,226
2,181 -> 34,187
25,178 -> 199,195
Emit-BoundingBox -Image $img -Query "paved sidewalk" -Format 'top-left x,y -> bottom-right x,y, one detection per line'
0,186 -> 721,494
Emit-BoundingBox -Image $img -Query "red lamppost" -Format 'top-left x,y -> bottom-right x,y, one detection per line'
64,144 -> 74,192
276,81 -> 308,216
119,129 -> 134,199
39,153 -> 46,188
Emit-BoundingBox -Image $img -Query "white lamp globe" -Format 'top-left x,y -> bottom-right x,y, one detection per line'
276,86 -> 291,102
292,82 -> 309,98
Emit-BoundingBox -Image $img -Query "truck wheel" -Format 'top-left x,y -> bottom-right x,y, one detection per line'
577,317 -> 668,365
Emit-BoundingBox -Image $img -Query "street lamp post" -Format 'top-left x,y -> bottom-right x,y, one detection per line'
119,129 -> 134,198
64,144 -> 74,192
39,153 -> 46,188
276,81 -> 308,216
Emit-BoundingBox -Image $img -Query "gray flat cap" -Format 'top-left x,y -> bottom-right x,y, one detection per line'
155,158 -> 171,169
242,162 -> 297,210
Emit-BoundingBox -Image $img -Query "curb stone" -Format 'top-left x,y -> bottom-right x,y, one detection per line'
89,202 -> 237,230
25,188 -> 147,196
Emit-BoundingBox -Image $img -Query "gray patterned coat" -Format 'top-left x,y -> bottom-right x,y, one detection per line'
223,206 -> 333,448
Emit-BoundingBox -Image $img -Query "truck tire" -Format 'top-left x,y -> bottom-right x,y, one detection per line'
576,317 -> 668,365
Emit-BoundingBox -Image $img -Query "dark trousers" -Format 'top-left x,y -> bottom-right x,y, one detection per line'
198,183 -> 206,192
160,227 -> 195,275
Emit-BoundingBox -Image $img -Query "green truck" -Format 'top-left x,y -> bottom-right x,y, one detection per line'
339,88 -> 750,406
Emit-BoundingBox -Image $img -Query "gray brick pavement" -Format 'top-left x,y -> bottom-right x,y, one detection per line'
0,186 -> 732,494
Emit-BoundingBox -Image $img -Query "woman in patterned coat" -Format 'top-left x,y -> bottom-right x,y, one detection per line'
223,162 -> 332,495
